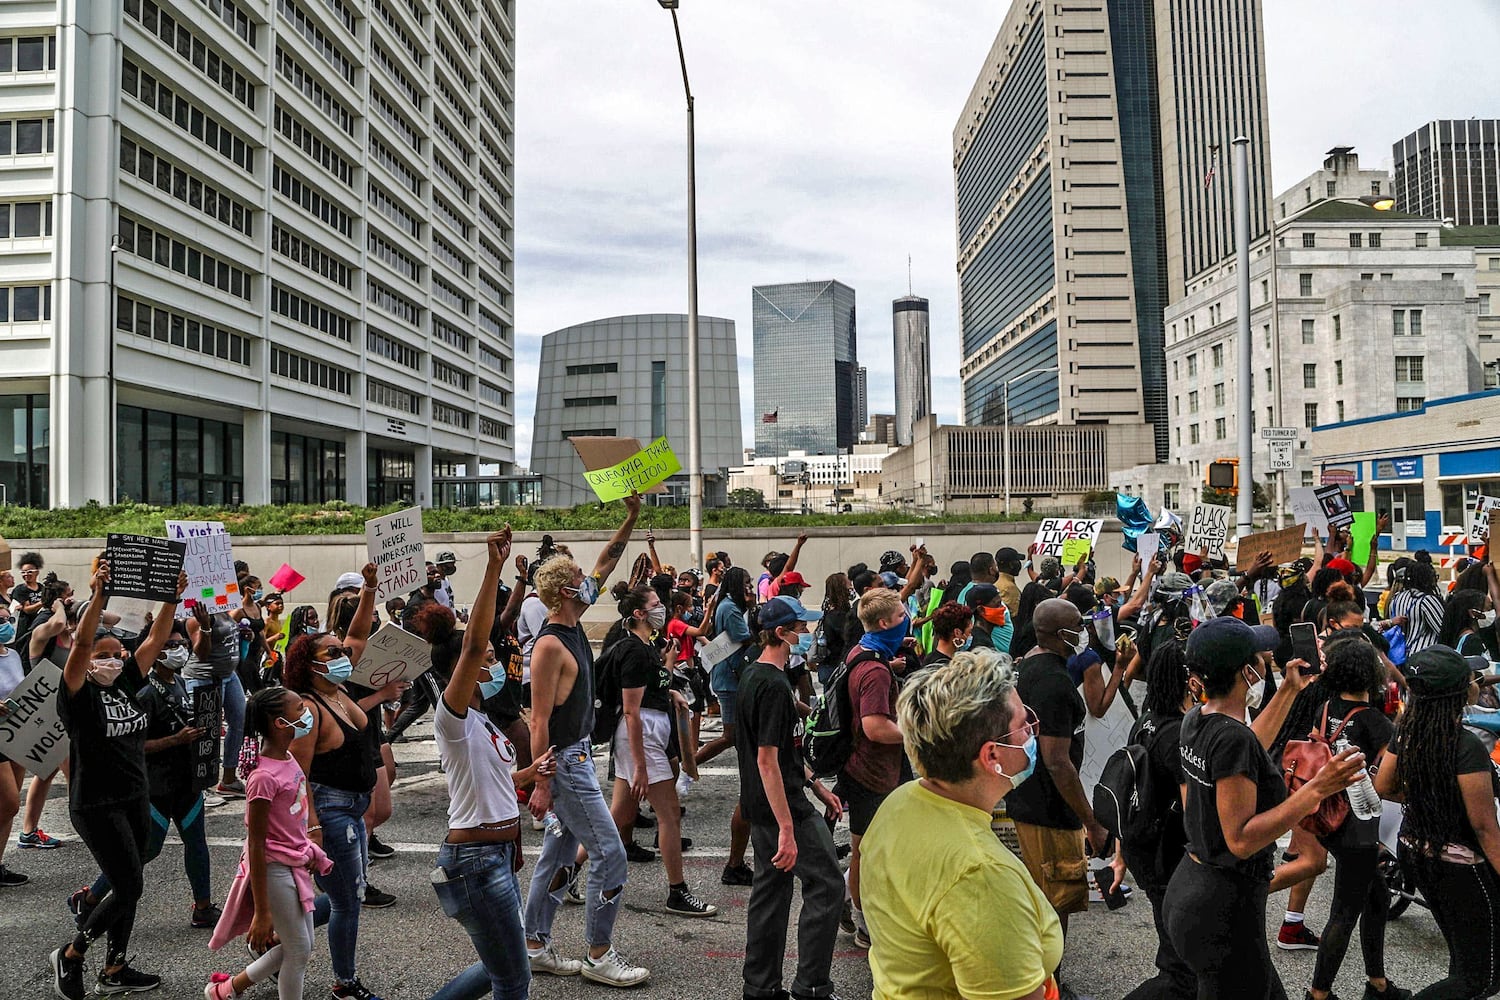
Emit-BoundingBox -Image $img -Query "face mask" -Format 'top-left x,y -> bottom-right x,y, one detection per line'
790,631 -> 814,657
163,646 -> 191,670
88,657 -> 125,687
0,621 -> 13,645
304,626 -> 319,635
861,617 -> 910,658
1477,610 -> 1498,629
1244,664 -> 1266,710
960,633 -> 974,651
281,707 -> 315,739
479,663 -> 506,700
565,577 -> 599,607
995,735 -> 1039,788
646,605 -> 668,630
253,589 -> 264,603
979,605 -> 1008,627
319,655 -> 354,684
1062,627 -> 1091,656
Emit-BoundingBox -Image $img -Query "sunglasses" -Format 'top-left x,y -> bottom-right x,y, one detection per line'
317,644 -> 355,658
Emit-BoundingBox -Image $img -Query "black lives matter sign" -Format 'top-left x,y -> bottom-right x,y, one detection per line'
104,534 -> 187,603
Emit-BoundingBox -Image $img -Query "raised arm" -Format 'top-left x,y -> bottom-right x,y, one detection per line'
62,562 -> 112,696
591,492 -> 641,586
898,545 -> 930,602
776,532 -> 809,586
346,562 -> 379,663
444,528 -> 509,716
1118,555 -> 1159,621
133,571 -> 190,675
646,528 -> 663,576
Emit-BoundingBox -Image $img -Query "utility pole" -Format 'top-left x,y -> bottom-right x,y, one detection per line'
1232,136 -> 1254,538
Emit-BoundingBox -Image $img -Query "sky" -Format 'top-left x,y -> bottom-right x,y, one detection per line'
509,0 -> 1500,468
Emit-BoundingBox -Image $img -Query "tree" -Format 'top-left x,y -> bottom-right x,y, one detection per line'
728,487 -> 765,510
1201,480 -> 1272,512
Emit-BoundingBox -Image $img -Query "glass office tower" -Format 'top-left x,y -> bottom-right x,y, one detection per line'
752,280 -> 858,456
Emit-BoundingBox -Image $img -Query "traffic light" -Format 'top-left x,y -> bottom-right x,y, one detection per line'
1207,459 -> 1239,493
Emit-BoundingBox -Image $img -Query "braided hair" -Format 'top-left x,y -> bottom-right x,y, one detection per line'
1142,637 -> 1189,718
1393,688 -> 1469,853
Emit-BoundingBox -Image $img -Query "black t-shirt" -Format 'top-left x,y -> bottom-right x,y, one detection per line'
920,649 -> 952,670
1320,697 -> 1394,846
137,672 -> 194,799
1179,707 -> 1287,880
1394,728 -> 1500,853
481,632 -> 526,726
1130,709 -> 1187,887
1005,650 -> 1086,830
616,635 -> 673,714
736,661 -> 811,826
58,657 -> 151,810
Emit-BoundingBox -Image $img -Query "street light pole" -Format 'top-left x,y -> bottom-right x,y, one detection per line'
1002,365 -> 1058,517
109,233 -> 121,505
658,0 -> 702,569
1232,137 -> 1254,539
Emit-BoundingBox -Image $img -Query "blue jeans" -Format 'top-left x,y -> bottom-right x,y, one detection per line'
185,673 -> 246,779
524,738 -> 629,949
311,785 -> 370,985
429,841 -> 529,1000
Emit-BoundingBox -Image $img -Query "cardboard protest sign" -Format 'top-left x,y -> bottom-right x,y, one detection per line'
1471,495 -> 1500,543
165,521 -> 238,619
269,563 -> 305,594
103,534 -> 186,603
191,684 -> 222,793
1287,487 -> 1331,537
1313,485 -> 1354,529
349,623 -> 433,690
1033,517 -> 1105,559
0,534 -> 10,572
1061,538 -> 1092,568
571,436 -> 680,503
0,662 -> 70,776
1349,512 -> 1379,565
1235,524 -> 1307,571
366,507 -> 424,603
1185,504 -> 1232,560
698,629 -> 740,670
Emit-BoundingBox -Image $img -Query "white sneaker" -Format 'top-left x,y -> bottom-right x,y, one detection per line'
675,772 -> 695,801
581,948 -> 650,987
528,944 -> 583,977
531,812 -> 546,832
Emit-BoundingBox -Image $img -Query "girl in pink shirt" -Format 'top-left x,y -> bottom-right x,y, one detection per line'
206,687 -> 332,999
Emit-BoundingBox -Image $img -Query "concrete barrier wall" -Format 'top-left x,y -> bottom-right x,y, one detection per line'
11,523 -> 1135,627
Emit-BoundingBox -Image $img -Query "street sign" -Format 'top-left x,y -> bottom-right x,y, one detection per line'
1269,441 -> 1294,470
1260,426 -> 1298,441
1321,468 -> 1357,486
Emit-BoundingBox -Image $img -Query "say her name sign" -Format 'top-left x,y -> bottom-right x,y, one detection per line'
1033,518 -> 1104,559
349,623 -> 433,690
165,520 -> 238,619
366,507 -> 424,602
0,662 -> 70,776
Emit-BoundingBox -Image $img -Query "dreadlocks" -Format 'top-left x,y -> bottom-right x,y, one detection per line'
1393,688 -> 1469,853
1142,637 -> 1189,717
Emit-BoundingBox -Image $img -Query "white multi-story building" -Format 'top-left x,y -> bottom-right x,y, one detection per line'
0,0 -> 516,508
1164,199 -> 1483,492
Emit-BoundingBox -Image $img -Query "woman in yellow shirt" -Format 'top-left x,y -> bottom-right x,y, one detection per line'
861,648 -> 1064,1000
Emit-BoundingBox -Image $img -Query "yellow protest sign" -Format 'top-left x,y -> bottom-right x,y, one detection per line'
575,436 -> 681,502
1061,537 -> 1092,567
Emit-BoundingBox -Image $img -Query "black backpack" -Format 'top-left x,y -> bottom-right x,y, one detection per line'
590,641 -> 626,746
803,646 -> 886,779
1093,713 -> 1175,850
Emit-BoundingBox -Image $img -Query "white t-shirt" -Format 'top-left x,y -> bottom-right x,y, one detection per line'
434,579 -> 455,608
0,647 -> 23,699
434,698 -> 520,830
517,595 -> 548,681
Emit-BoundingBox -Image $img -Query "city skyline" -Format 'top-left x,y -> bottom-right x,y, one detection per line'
512,1 -> 1500,467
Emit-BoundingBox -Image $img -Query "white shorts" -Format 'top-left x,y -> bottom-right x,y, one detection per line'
612,708 -> 675,786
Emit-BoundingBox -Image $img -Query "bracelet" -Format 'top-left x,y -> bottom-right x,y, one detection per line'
308,825 -> 322,832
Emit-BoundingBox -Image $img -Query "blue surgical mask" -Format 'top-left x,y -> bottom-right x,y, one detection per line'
320,655 -> 354,684
997,735 -> 1038,787
960,633 -> 974,651
861,617 -> 910,658
791,632 -> 814,657
479,663 -> 506,700
565,577 -> 599,607
304,626 -> 319,635
281,707 -> 315,739
253,589 -> 265,603
0,621 -> 13,645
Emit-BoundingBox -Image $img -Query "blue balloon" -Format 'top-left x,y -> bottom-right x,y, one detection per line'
1116,493 -> 1154,552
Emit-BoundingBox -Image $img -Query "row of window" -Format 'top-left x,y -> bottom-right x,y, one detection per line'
563,395 -> 615,408
562,428 -> 615,439
434,115 -> 472,168
372,0 -> 425,68
0,36 -> 55,73
124,0 -> 255,110
0,285 -> 51,322
434,153 -> 473,203
122,60 -> 253,172
368,377 -> 420,413
370,135 -> 422,196
273,106 -> 354,189
479,381 -> 509,407
479,308 -> 509,342
277,0 -> 353,83
368,181 -> 420,238
433,234 -> 472,278
371,89 -> 422,153
434,194 -> 470,239
432,358 -> 470,389
367,328 -> 422,370
271,346 -> 351,394
276,46 -> 354,137
272,163 -> 353,237
1297,231 -> 1386,249
432,401 -> 470,428
197,0 -> 257,47
272,225 -> 352,289
371,38 -> 422,108
479,342 -> 509,372
368,231 -> 421,281
120,137 -> 254,237
0,117 -> 54,156
478,270 -> 506,305
116,294 -> 251,365
368,279 -> 423,327
434,317 -> 471,353
478,416 -> 509,440
0,201 -> 52,239
272,282 -> 352,341
565,362 -> 616,375
433,275 -> 471,314
118,215 -> 253,300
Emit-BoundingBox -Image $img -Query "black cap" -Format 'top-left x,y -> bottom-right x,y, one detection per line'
964,584 -> 1000,610
1408,645 -> 1474,698
1186,616 -> 1277,671
995,546 -> 1022,564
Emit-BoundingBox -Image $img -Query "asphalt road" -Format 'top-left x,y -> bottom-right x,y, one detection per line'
0,719 -> 1449,999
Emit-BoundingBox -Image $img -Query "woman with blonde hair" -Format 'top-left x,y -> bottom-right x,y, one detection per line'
860,647 -> 1063,1000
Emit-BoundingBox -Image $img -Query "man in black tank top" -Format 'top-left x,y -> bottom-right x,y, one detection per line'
522,496 -> 654,987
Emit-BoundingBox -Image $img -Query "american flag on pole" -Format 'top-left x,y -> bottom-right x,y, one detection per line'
762,410 -> 778,424
1203,145 -> 1221,190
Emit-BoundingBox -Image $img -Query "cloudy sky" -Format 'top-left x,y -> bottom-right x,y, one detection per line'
510,0 -> 1500,467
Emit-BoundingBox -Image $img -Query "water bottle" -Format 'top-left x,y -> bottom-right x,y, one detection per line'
544,812 -> 564,839
1334,736 -> 1382,820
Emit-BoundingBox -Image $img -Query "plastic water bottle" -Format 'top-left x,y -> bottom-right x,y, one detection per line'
544,812 -> 564,839
1334,736 -> 1382,820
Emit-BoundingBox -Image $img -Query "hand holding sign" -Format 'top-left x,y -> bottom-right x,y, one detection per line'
366,507 -> 424,603
572,437 -> 680,503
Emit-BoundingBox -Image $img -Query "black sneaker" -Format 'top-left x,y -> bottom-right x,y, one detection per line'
633,811 -> 656,830
366,834 -> 395,860
0,865 -> 28,887
721,863 -> 754,886
191,903 -> 222,929
665,884 -> 717,917
361,884 -> 397,909
653,832 -> 693,852
625,841 -> 656,863
840,898 -> 857,933
331,976 -> 383,999
95,961 -> 161,995
51,946 -> 86,1000
1362,983 -> 1412,1000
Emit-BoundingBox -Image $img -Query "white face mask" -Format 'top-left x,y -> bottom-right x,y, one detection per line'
1063,627 -> 1090,656
645,605 -> 668,630
1244,663 -> 1266,710
1477,609 -> 1497,629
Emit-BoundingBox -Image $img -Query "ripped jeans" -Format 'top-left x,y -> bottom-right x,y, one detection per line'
523,738 -> 629,949
310,785 -> 370,986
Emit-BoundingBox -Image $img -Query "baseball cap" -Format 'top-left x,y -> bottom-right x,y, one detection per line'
1205,579 -> 1241,616
1407,645 -> 1474,698
759,596 -> 823,631
963,583 -> 1001,610
879,550 -> 905,572
1155,571 -> 1193,597
994,546 -> 1022,565
435,550 -> 458,565
333,572 -> 363,592
1327,557 -> 1358,577
779,571 -> 809,589
1186,616 -> 1278,669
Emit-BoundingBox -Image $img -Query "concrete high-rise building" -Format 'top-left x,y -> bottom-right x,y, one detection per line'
856,365 -> 869,431
0,0 -> 517,508
1394,120 -> 1500,227
752,280 -> 858,456
892,295 -> 931,446
531,314 -> 742,508
953,0 -> 1271,461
